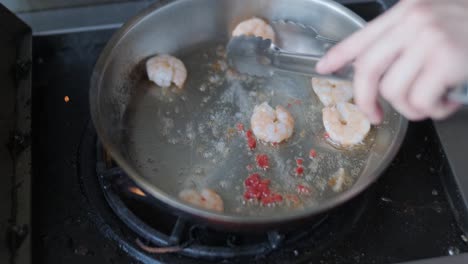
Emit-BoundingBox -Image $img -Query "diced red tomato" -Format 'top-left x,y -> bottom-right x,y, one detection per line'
295,166 -> 304,175
256,154 -> 269,169
246,164 -> 254,171
248,137 -> 256,150
287,103 -> 292,108
246,129 -> 256,150
245,173 -> 260,187
243,173 -> 282,205
296,158 -> 304,166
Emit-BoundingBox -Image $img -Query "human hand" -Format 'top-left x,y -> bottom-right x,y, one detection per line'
316,0 -> 468,124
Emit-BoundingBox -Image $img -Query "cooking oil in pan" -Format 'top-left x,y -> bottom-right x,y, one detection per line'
124,42 -> 381,216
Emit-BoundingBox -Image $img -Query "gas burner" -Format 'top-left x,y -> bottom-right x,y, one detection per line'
79,123 -> 370,263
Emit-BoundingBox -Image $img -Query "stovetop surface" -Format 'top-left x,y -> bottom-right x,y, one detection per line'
31,2 -> 468,264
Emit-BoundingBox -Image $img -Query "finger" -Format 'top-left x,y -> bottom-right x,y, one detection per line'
408,67 -> 446,119
352,64 -> 384,124
408,60 -> 462,120
316,0 -> 415,73
379,26 -> 445,121
352,13 -> 429,124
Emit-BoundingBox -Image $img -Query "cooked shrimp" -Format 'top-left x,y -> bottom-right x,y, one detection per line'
311,77 -> 353,107
232,17 -> 276,42
146,54 -> 187,89
179,188 -> 224,212
322,102 -> 370,146
251,102 -> 294,143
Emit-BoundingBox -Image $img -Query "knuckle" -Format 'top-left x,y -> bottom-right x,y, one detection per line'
409,94 -> 431,112
420,19 -> 454,50
426,24 -> 448,44
410,1 -> 433,22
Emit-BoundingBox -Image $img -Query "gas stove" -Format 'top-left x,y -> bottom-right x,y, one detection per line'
1,1 -> 468,263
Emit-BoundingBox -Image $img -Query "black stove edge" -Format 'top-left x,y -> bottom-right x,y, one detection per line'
0,4 -> 32,264
397,253 -> 468,264
434,109 -> 468,236
17,0 -> 154,36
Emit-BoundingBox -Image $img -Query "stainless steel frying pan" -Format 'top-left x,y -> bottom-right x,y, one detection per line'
90,0 -> 408,229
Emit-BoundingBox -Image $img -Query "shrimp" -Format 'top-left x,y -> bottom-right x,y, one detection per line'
311,77 -> 353,107
146,54 -> 187,89
179,188 -> 224,212
322,102 -> 370,146
232,17 -> 276,42
251,102 -> 295,143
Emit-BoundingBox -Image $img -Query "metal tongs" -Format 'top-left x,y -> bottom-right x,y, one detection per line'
226,20 -> 468,104
227,35 -> 353,81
